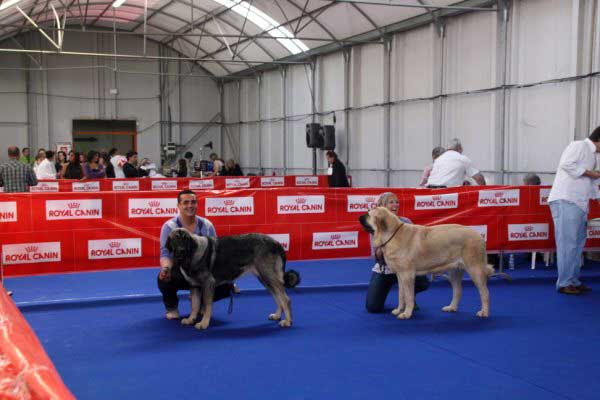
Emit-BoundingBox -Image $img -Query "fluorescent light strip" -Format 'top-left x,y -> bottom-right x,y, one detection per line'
0,0 -> 22,11
112,0 -> 126,8
212,0 -> 309,55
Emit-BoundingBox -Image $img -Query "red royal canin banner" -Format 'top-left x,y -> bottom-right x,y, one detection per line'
2,185 -> 599,277
7,175 -> 332,193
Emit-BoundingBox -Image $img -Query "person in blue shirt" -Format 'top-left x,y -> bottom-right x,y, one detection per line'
157,189 -> 235,320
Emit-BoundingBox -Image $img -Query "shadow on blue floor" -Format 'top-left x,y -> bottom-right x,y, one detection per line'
7,257 -> 600,400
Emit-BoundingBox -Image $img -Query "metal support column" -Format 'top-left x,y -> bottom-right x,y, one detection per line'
257,74 -> 263,174
497,0 -> 510,185
218,80 -> 225,157
310,58 -> 318,175
281,67 -> 288,176
383,36 -> 392,187
343,48 -> 352,171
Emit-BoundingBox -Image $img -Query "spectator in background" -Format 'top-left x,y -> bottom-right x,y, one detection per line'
55,151 -> 67,175
123,151 -> 149,178
33,149 -> 46,174
220,158 -> 244,176
84,151 -> 106,179
523,173 -> 541,186
19,147 -> 33,165
419,146 -> 446,187
184,152 -> 194,177
326,150 -> 350,187
78,153 -> 86,165
210,153 -> 224,176
0,146 -> 38,192
426,138 -> 486,188
547,128 -> 600,295
62,151 -> 84,180
109,148 -> 127,178
105,148 -> 116,178
176,159 -> 187,177
36,150 -> 57,179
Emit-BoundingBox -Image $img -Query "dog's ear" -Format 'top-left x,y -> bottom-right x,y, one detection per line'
165,235 -> 173,253
375,210 -> 388,233
185,234 -> 198,256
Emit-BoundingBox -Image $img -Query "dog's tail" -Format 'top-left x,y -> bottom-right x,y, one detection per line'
284,270 -> 301,288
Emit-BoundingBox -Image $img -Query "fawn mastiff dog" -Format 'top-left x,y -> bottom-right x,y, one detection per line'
359,207 -> 493,320
166,229 -> 300,330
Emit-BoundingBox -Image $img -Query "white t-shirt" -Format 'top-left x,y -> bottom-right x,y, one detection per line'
548,138 -> 600,213
426,150 -> 479,187
35,158 -> 57,179
111,155 -> 127,179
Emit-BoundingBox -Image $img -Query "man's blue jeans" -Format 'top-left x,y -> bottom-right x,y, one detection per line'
549,200 -> 587,289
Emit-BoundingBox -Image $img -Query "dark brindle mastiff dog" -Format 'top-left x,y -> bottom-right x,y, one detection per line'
166,229 -> 299,330
359,207 -> 493,320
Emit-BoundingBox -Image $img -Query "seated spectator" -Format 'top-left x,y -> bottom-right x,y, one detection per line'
109,148 -> 127,178
210,153 -> 224,176
78,153 -> 86,165
62,151 -> 84,180
123,151 -> 149,178
523,173 -> 541,186
84,151 -> 106,179
55,151 -> 67,175
220,159 -> 244,176
36,150 -> 57,179
33,149 -> 46,174
176,159 -> 187,177
419,146 -> 446,187
426,138 -> 486,188
19,147 -> 33,165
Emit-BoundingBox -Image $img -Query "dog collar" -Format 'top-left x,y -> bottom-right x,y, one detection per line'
380,225 -> 402,248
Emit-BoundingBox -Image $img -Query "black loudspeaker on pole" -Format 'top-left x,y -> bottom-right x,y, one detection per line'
322,125 -> 335,151
306,123 -> 323,148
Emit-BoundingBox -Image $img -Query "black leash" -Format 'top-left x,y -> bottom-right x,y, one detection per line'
379,224 -> 402,248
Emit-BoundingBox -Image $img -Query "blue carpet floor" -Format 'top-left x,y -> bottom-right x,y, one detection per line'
6,257 -> 600,400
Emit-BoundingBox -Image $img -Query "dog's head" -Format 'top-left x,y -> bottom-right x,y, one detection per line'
359,207 -> 389,234
166,228 -> 198,268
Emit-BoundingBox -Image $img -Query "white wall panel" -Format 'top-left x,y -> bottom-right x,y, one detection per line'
286,65 -> 313,169
391,25 -> 436,100
349,107 -> 384,170
389,101 -> 435,172
351,44 -> 384,107
507,82 -> 576,173
319,52 -> 345,112
443,11 -> 497,92
0,53 -> 27,155
260,71 -> 284,169
510,0 -> 579,84
239,79 -> 260,171
441,92 -> 498,171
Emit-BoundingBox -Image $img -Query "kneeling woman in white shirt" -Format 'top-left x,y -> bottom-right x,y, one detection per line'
366,192 -> 430,313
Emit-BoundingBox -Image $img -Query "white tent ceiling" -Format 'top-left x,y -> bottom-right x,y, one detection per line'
0,0 -> 495,76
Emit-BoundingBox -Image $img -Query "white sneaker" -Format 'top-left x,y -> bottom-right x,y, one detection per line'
165,309 -> 180,320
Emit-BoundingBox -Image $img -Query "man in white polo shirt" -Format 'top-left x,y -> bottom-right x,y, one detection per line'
548,127 -> 600,295
426,138 -> 486,188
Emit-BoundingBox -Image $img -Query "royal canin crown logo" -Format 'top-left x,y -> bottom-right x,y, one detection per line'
224,199 -> 235,206
25,246 -> 38,253
295,198 -> 307,204
68,202 -> 80,209
432,195 -> 441,201
365,197 -> 376,202
525,226 -> 534,231
330,234 -> 341,240
148,200 -> 160,207
495,192 -> 503,197
109,242 -> 121,248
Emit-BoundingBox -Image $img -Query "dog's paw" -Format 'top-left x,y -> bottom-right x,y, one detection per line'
181,317 -> 195,325
391,308 -> 402,316
279,320 -> 292,328
268,313 -> 281,321
397,312 -> 412,320
442,305 -> 458,313
476,310 -> 489,318
194,320 -> 210,330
